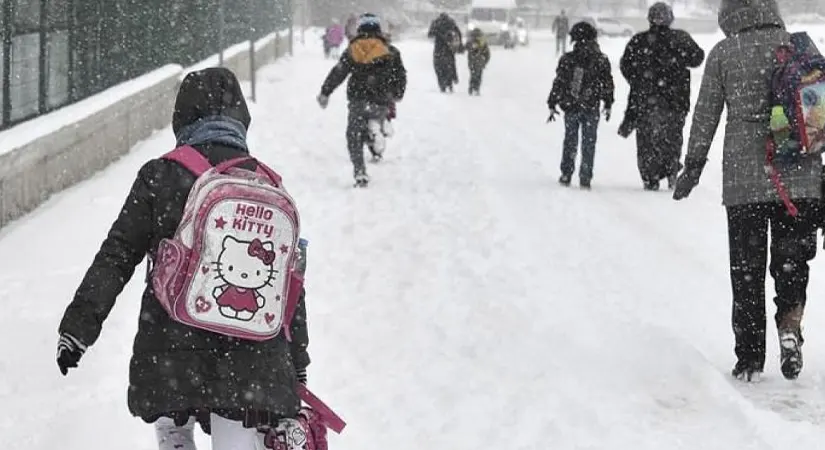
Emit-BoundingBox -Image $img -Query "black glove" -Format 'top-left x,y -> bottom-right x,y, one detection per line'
673,158 -> 707,201
547,107 -> 559,123
316,93 -> 329,109
603,106 -> 612,122
57,333 -> 87,375
296,367 -> 308,385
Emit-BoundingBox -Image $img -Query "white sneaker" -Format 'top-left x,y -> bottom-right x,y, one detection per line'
367,119 -> 386,156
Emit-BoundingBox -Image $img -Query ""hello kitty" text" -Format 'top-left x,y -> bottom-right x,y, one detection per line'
233,203 -> 275,238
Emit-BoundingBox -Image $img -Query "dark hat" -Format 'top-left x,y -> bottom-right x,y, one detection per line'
648,2 -> 675,26
172,67 -> 251,136
357,13 -> 382,34
569,21 -> 598,42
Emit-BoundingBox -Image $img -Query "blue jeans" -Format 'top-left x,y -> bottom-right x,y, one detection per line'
560,110 -> 599,182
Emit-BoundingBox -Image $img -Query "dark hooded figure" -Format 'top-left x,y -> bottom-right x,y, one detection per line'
55,67 -> 310,447
620,2 -> 704,191
547,22 -> 614,189
673,0 -> 821,383
428,12 -> 463,92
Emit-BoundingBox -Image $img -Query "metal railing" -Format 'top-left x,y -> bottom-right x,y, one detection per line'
0,0 -> 291,131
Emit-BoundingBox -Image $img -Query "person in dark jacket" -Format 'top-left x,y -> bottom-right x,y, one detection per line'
620,2 -> 705,191
673,0 -> 820,383
552,10 -> 570,55
466,28 -> 491,96
317,13 -> 407,187
55,67 -> 311,448
547,22 -> 614,189
428,12 -> 463,93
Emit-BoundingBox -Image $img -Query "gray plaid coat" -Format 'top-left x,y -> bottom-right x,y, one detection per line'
684,0 -> 822,206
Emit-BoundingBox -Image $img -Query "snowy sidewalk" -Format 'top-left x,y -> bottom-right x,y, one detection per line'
2,30 -> 825,449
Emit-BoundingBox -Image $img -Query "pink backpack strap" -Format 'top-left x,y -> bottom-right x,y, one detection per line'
297,384 -> 346,433
162,145 -> 213,176
765,138 -> 799,217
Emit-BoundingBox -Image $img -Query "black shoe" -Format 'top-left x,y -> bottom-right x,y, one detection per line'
580,179 -> 591,190
558,175 -> 572,186
731,360 -> 763,383
667,175 -> 677,190
643,180 -> 660,191
779,330 -> 803,380
353,170 -> 369,188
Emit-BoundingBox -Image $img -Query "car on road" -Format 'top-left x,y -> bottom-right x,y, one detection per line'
582,17 -> 635,38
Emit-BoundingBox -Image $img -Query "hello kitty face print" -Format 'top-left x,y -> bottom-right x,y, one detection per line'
212,236 -> 278,321
174,198 -> 297,338
263,418 -> 310,450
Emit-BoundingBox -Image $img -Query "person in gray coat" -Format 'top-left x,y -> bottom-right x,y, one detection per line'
672,0 -> 821,382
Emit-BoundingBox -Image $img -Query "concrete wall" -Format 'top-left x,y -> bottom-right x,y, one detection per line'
0,32 -> 292,229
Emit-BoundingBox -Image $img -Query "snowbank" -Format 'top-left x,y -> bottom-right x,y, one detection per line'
0,30 -> 292,229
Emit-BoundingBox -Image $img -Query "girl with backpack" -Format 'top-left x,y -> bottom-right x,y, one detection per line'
672,0 -> 821,383
55,68 -> 340,449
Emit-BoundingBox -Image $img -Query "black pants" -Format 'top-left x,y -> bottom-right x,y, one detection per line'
469,67 -> 484,93
636,108 -> 686,183
726,202 -> 818,369
560,110 -> 599,182
346,102 -> 388,177
434,50 -> 457,91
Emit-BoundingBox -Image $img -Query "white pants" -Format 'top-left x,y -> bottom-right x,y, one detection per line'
156,414 -> 265,450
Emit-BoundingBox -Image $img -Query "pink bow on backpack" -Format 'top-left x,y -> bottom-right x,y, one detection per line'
249,239 -> 276,265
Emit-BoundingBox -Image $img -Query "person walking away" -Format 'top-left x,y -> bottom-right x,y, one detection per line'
547,22 -> 614,189
672,0 -> 821,382
55,67 -> 312,449
323,19 -> 345,58
620,2 -> 704,191
552,10 -> 570,55
316,13 -> 407,187
428,12 -> 463,93
466,28 -> 491,96
345,13 -> 359,41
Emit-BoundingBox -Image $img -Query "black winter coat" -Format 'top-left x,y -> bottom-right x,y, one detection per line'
58,68 -> 310,428
466,37 -> 491,72
429,14 -> 462,56
320,32 -> 407,107
547,41 -> 615,113
620,26 -> 705,114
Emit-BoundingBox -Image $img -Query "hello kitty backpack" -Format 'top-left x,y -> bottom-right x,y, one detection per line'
151,145 -> 303,341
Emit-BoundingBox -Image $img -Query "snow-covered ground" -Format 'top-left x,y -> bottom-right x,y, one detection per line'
3,28 -> 825,449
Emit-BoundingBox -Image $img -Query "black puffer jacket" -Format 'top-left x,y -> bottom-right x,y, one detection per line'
620,25 -> 705,114
58,68 -> 310,428
547,41 -> 615,113
320,32 -> 407,106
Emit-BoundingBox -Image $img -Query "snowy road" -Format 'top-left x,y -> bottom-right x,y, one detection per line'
2,29 -> 825,449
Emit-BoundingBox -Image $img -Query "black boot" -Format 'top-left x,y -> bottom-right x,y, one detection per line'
643,180 -> 660,191
779,331 -> 803,380
777,305 -> 804,380
558,174 -> 572,186
731,360 -> 763,382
